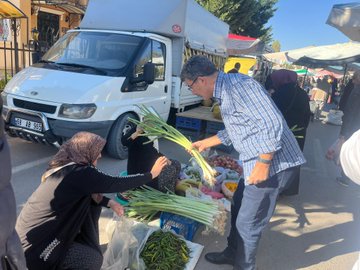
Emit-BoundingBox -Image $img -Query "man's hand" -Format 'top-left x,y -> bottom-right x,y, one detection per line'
190,135 -> 222,153
191,140 -> 209,153
247,162 -> 270,185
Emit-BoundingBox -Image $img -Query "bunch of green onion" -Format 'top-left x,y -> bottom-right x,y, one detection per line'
124,186 -> 227,235
128,105 -> 217,187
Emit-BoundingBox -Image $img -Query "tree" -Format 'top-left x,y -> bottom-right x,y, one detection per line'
196,0 -> 278,44
272,40 -> 281,52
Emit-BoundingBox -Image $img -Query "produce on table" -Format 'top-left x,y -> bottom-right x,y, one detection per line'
208,155 -> 243,175
128,105 -> 217,186
175,179 -> 201,196
200,185 -> 224,199
221,180 -> 239,199
125,186 -> 227,235
183,167 -> 202,182
141,230 -> 190,270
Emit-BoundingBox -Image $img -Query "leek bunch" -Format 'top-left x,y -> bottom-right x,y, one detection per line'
128,105 -> 217,186
125,186 -> 227,235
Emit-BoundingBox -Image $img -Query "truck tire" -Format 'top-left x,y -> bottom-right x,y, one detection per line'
106,113 -> 138,159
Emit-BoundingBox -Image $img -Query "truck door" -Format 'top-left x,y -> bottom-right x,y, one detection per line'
130,39 -> 170,120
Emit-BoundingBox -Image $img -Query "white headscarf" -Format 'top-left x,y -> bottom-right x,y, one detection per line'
340,129 -> 360,185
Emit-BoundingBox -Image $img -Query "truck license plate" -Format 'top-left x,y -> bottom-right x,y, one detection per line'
14,117 -> 43,132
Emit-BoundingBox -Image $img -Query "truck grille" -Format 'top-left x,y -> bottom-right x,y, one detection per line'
13,98 -> 57,114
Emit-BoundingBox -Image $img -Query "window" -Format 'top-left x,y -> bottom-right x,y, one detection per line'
134,43 -> 151,78
133,40 -> 166,81
152,41 -> 165,80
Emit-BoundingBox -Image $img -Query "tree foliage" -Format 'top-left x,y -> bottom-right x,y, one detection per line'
196,0 -> 278,44
272,40 -> 281,52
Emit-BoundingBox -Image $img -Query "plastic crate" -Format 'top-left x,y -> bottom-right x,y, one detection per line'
176,116 -> 204,131
178,128 -> 204,142
206,121 -> 225,134
160,212 -> 200,241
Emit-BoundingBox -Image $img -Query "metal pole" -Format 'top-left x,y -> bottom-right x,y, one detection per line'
302,67 -> 309,88
3,42 -> 8,84
342,64 -> 348,90
11,19 -> 20,73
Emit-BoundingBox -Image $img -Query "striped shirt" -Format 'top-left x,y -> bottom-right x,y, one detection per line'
214,71 -> 306,182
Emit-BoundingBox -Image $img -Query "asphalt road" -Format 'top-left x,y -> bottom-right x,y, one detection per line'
8,119 -> 360,270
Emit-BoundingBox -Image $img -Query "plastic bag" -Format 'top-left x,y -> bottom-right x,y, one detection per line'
102,217 -> 136,270
102,217 -> 156,270
323,109 -> 343,126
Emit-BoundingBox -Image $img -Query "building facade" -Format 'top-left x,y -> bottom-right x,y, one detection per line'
0,0 -> 88,81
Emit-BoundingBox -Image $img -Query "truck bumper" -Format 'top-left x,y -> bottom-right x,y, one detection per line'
3,107 -> 113,145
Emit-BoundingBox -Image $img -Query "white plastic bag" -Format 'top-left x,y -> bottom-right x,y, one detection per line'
102,217 -> 137,270
102,217 -> 156,270
323,109 -> 343,125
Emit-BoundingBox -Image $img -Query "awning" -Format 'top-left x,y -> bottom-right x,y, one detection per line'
226,33 -> 261,55
294,68 -> 315,76
288,42 -> 360,68
31,0 -> 85,14
0,0 -> 27,19
263,46 -> 315,64
327,3 -> 360,42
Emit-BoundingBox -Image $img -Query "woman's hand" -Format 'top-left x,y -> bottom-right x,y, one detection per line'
150,156 -> 169,179
108,199 -> 124,216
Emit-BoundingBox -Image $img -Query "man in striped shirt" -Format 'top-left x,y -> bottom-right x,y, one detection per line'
181,56 -> 305,270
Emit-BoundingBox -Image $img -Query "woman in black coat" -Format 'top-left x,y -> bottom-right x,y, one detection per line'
16,132 -> 168,270
268,69 -> 311,151
266,69 -> 311,195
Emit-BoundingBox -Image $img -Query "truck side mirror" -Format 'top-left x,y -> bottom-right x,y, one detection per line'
131,62 -> 155,85
143,62 -> 155,84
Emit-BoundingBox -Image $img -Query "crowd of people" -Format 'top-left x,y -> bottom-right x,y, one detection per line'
1,54 -> 360,270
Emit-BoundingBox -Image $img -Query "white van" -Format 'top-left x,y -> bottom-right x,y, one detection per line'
1,0 -> 228,159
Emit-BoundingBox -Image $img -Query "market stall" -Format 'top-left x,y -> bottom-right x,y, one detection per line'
102,105 -> 243,270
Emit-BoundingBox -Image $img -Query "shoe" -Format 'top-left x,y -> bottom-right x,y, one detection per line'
205,251 -> 234,266
336,177 -> 349,187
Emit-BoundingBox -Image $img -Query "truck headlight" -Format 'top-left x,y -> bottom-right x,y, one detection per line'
58,103 -> 97,119
1,91 -> 8,106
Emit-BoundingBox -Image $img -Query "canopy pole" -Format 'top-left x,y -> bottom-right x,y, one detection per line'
302,67 -> 309,88
342,64 -> 348,91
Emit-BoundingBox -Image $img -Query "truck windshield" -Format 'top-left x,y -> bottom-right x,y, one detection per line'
41,31 -> 143,76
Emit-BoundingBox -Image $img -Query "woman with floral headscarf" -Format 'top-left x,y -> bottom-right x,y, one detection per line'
266,69 -> 311,195
15,132 -> 168,270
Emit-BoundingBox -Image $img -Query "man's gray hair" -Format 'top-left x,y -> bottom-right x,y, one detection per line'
180,55 -> 218,81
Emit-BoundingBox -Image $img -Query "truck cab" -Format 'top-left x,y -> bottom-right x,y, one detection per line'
1,0 -> 228,159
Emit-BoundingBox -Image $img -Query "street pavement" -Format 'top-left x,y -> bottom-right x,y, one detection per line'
8,118 -> 360,270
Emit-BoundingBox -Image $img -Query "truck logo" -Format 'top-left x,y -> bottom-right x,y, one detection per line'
30,91 -> 38,96
172,24 -> 182,33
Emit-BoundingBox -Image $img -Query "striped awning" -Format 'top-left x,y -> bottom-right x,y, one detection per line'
0,0 -> 27,19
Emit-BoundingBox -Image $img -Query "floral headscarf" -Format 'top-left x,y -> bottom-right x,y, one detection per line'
48,132 -> 106,170
270,69 -> 298,90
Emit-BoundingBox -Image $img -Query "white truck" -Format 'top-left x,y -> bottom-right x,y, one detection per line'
1,0 -> 228,159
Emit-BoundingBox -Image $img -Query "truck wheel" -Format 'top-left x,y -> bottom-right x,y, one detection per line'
106,113 -> 138,159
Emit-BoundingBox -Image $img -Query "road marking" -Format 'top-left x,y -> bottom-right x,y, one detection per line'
12,157 -> 51,174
